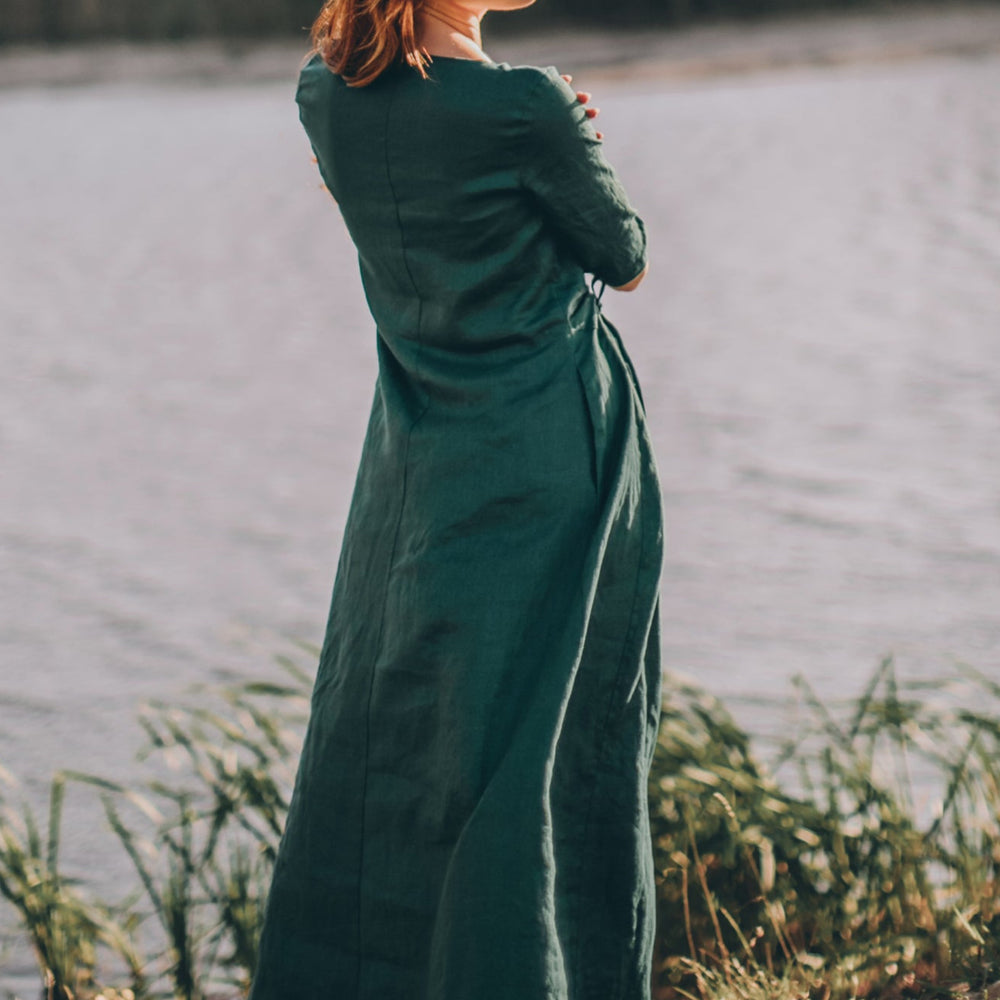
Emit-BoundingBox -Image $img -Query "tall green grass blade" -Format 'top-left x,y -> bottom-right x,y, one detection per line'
46,772 -> 65,892
846,654 -> 893,743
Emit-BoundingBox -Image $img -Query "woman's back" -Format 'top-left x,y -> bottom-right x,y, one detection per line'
296,54 -> 647,366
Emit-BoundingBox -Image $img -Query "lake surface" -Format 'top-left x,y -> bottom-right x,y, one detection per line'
2,39 -> 999,991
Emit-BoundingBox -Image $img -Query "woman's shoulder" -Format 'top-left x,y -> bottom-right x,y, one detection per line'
296,51 -> 339,102
298,50 -> 560,88
491,63 -> 593,136
427,59 -> 582,128
296,51 -> 574,123
432,59 -> 564,96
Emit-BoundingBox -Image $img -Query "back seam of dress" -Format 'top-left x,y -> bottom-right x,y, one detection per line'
382,72 -> 428,414
353,83 -> 431,996
352,420 -> 418,996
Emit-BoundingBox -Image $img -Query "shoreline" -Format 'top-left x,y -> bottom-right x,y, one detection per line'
0,2 -> 999,90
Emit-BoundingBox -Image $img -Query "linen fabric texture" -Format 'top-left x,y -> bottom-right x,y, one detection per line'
249,53 -> 664,1000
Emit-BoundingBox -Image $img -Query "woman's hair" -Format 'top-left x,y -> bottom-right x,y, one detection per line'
310,0 -> 430,88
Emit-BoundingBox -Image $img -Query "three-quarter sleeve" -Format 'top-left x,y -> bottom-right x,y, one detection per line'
519,67 -> 648,289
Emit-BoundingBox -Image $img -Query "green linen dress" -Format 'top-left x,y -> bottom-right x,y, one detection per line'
250,51 -> 663,1000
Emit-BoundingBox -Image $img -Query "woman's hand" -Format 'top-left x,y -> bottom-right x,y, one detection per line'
561,74 -> 603,141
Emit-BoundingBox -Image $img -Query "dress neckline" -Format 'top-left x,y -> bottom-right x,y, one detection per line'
426,53 -> 496,66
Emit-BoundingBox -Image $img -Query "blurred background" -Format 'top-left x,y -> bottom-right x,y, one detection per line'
2,0 -> 1000,991
0,0 -> 990,41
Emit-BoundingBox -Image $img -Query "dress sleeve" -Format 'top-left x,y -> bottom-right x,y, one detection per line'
519,67 -> 648,288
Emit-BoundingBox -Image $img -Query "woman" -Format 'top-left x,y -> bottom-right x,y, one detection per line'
250,1 -> 663,997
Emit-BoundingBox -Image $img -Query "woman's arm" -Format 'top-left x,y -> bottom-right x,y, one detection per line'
562,76 -> 645,294
519,68 -> 648,291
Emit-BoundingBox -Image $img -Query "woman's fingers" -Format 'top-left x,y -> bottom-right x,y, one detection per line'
561,75 -> 593,108
585,106 -> 603,139
560,73 -> 604,140
575,90 -> 597,114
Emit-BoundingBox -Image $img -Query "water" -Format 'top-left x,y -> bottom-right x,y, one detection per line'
2,42 -> 1000,992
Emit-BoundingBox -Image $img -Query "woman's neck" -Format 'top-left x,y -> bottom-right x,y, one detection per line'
418,1 -> 489,61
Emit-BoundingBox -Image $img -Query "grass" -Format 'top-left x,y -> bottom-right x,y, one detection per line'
649,658 -> 1000,999
0,770 -> 101,1000
1,652 -> 999,999
0,649 -> 311,1000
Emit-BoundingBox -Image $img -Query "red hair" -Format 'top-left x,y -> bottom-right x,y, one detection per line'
310,0 -> 430,88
